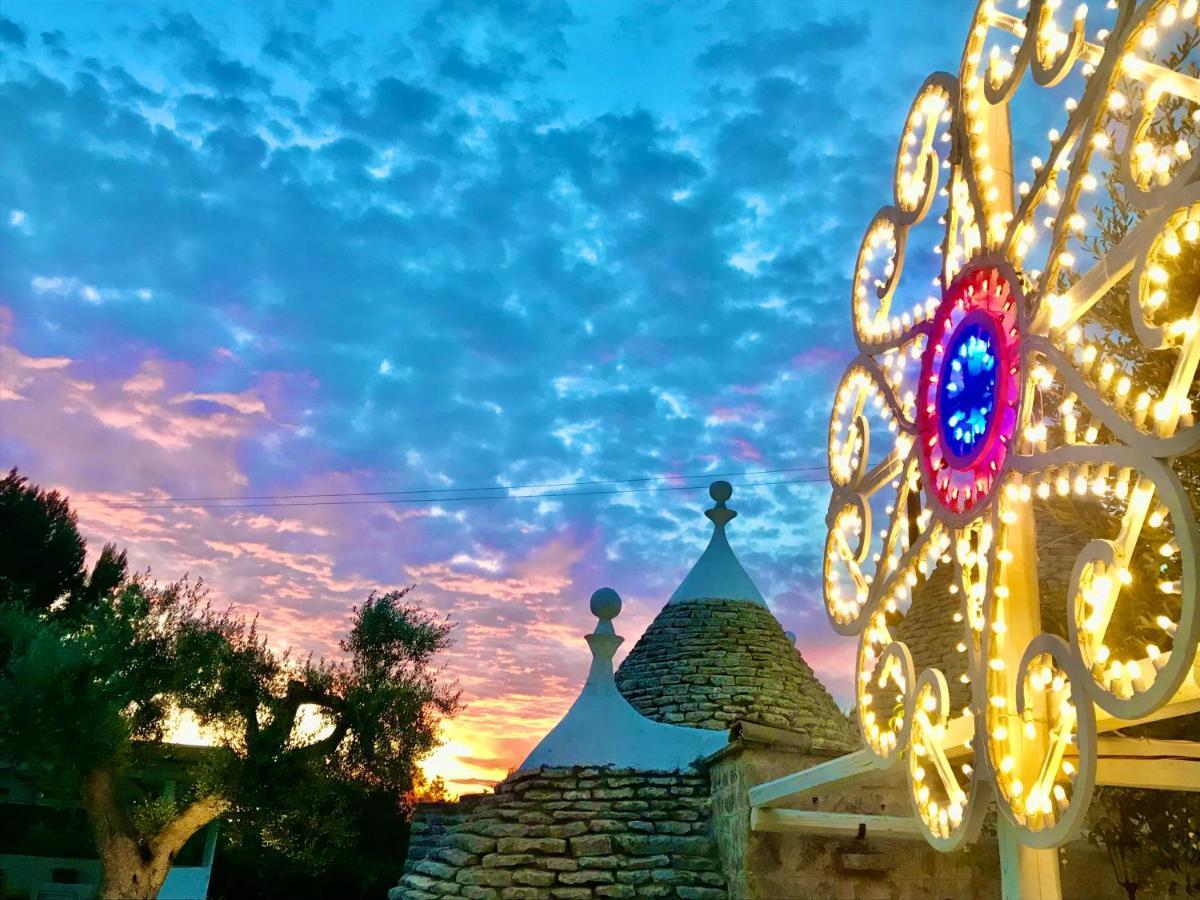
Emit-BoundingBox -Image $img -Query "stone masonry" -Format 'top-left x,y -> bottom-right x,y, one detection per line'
391,766 -> 727,900
615,598 -> 855,752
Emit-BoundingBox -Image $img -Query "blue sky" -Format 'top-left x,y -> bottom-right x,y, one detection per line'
0,0 -> 978,789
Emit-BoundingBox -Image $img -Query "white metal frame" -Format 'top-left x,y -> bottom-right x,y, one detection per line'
806,2 -> 1200,897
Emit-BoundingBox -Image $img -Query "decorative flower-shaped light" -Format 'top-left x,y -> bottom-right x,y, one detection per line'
824,0 -> 1200,852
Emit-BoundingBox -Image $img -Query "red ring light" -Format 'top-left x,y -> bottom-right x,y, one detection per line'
917,265 -> 1022,517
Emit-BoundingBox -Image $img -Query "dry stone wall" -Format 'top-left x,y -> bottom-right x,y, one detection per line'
614,599 -> 855,752
392,766 -> 727,900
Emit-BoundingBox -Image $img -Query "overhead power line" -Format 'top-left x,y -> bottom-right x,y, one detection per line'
93,475 -> 829,512
85,463 -> 828,508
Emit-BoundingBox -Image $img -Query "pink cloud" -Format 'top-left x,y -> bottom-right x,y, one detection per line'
729,435 -> 763,461
171,390 -> 267,416
122,362 -> 166,394
406,535 -> 589,603
0,319 -> 619,789
0,310 -> 850,794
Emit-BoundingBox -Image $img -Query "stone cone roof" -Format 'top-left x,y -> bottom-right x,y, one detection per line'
614,483 -> 855,752
615,598 -> 854,751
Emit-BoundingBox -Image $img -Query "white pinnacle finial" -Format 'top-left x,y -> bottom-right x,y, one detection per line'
590,586 -> 621,636
667,481 -> 766,606
706,480 -> 736,529
515,584 -> 727,772
584,588 -> 624,685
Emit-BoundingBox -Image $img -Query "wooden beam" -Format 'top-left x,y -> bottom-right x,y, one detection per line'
751,808 -> 924,840
747,749 -> 882,809
749,684 -> 1200,812
1097,678 -> 1200,733
1096,756 -> 1200,792
999,817 -> 1061,900
1089,737 -> 1200,791
1097,737 -> 1200,760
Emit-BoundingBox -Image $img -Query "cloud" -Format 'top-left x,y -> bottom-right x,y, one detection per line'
0,17 -> 25,47
697,22 -> 865,74
0,0 -> 980,786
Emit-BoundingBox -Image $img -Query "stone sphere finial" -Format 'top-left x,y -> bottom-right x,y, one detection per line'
590,587 -> 622,621
785,630 -> 797,644
705,481 -> 737,528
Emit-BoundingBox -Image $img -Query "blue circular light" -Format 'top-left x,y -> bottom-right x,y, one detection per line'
938,319 -> 999,461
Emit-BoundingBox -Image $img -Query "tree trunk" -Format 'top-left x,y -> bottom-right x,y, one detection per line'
95,839 -> 173,900
81,768 -> 225,900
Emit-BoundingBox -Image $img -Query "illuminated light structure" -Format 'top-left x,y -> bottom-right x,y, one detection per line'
757,2 -> 1200,898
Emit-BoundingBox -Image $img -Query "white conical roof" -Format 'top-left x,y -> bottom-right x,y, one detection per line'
517,589 -> 726,772
668,481 -> 766,606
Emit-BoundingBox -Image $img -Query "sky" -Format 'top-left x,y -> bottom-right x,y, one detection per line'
0,0 -> 979,795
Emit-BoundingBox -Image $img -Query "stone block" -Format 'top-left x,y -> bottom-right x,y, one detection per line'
549,890 -> 591,900
622,855 -> 670,870
545,821 -> 588,839
611,835 -> 674,856
654,821 -> 690,835
675,888 -> 726,900
591,788 -> 634,799
449,833 -> 498,855
544,857 -> 578,872
459,888 -> 499,900
457,869 -> 514,888
437,847 -> 477,867
615,870 -> 652,885
577,854 -> 622,869
633,886 -> 671,898
476,823 -> 530,838
414,860 -> 457,880
400,874 -> 438,891
612,800 -> 648,811
481,853 -> 536,868
569,834 -> 613,856
558,869 -> 615,885
595,885 -> 636,898
512,869 -> 556,887
497,837 -> 567,855
499,889 -> 539,900
589,819 -> 625,833
649,869 -> 688,886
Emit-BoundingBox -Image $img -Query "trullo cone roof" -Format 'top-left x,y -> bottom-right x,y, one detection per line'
615,482 -> 855,751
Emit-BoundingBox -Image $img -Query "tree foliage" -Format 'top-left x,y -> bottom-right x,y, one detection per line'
0,471 -> 461,898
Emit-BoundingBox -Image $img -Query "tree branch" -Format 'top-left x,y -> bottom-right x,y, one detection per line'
288,716 -> 351,762
151,795 -> 227,861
